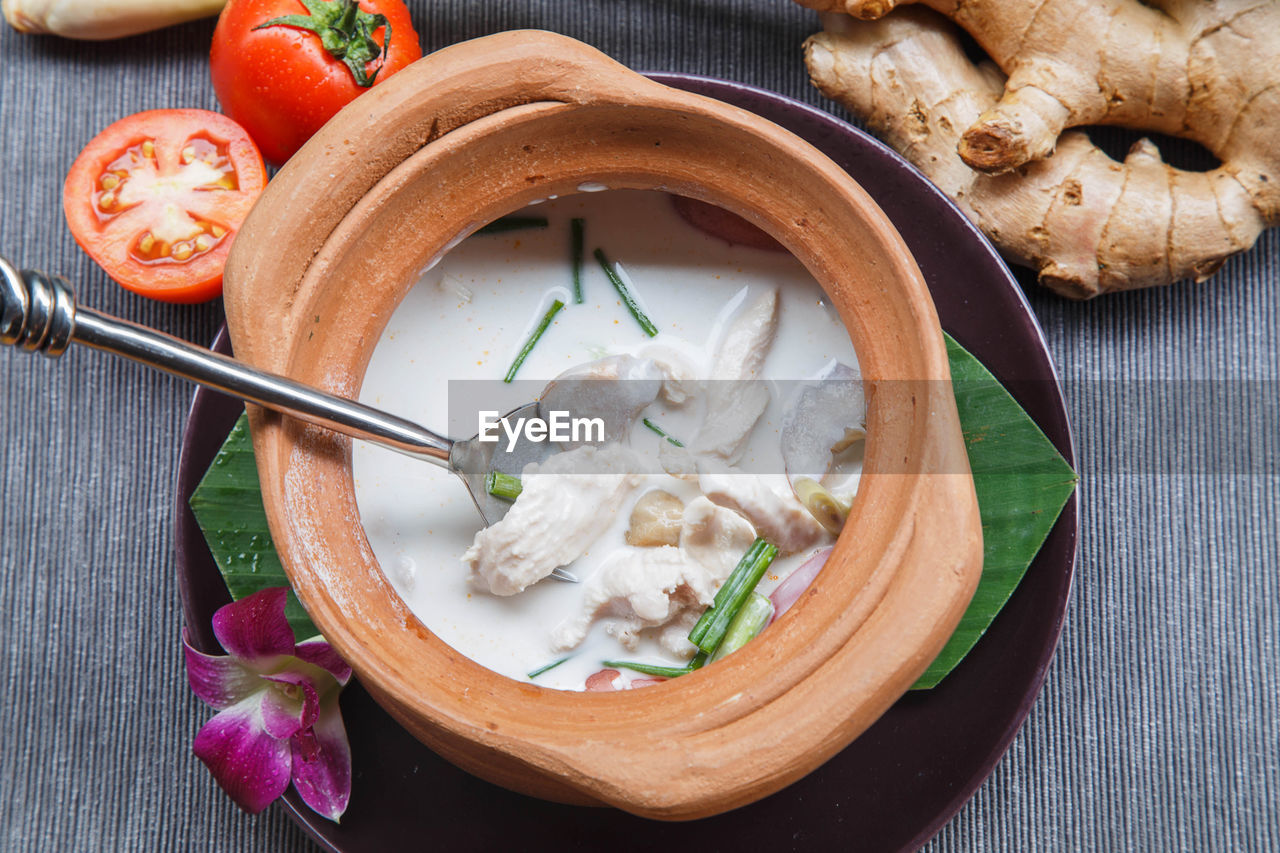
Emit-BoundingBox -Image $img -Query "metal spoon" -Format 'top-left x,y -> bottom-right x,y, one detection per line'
0,255 -> 577,581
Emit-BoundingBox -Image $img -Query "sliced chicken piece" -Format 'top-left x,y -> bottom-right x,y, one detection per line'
680,496 -> 758,581
657,440 -> 698,480
635,342 -> 702,406
464,444 -> 643,596
551,499 -> 756,651
551,546 -> 706,651
657,609 -> 702,657
692,288 -> 779,463
698,462 -> 826,554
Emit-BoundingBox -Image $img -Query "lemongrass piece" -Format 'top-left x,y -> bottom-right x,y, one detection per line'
4,0 -> 225,40
571,218 -> 585,303
709,592 -> 774,663
484,471 -> 523,501
503,298 -> 564,382
593,248 -> 658,336
477,215 -> 548,235
793,477 -> 852,534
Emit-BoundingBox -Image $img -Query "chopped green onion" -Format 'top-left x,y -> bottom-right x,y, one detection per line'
477,215 -> 549,235
485,471 -> 523,501
528,656 -> 570,679
571,218 -> 585,304
688,538 -> 778,654
503,298 -> 565,383
603,652 -> 708,679
688,540 -> 766,646
709,592 -> 774,663
602,661 -> 691,679
642,418 -> 684,447
593,248 -> 658,337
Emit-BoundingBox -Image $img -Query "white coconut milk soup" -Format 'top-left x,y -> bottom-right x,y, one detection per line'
353,190 -> 862,691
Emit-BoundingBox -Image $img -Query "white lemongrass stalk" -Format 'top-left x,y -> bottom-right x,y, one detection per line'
4,0 -> 226,40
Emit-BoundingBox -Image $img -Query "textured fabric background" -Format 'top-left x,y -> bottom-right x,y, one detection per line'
1,2 -> 1277,850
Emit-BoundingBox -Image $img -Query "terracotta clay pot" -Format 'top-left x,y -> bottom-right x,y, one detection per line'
222,30 -> 983,820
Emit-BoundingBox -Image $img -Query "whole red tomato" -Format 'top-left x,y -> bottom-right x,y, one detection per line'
210,0 -> 421,165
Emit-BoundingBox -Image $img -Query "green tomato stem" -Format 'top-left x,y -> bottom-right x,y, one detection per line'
255,0 -> 393,88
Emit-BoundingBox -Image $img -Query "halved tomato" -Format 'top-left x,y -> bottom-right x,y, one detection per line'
63,109 -> 267,303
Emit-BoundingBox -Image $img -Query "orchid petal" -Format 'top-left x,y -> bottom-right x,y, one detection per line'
290,690 -> 352,822
211,587 -> 296,663
294,639 -> 352,686
194,693 -> 292,814
183,628 -> 260,710
260,671 -> 320,738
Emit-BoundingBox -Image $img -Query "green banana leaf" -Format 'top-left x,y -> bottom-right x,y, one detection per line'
188,334 -> 1077,682
188,415 -> 319,641
910,334 -> 1077,689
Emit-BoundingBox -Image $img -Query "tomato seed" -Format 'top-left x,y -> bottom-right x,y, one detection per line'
172,242 -> 193,261
98,192 -> 116,211
101,174 -> 119,190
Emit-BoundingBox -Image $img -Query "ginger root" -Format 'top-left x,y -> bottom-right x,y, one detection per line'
799,1 -> 1279,297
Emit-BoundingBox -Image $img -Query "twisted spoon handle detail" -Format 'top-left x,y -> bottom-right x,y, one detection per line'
0,255 -> 453,467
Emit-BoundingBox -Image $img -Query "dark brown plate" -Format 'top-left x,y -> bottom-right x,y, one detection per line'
174,75 -> 1077,852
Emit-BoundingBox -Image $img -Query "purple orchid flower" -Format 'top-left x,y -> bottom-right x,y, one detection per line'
183,587 -> 353,822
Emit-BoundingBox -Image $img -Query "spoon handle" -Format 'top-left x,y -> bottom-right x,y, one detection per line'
0,256 -> 453,467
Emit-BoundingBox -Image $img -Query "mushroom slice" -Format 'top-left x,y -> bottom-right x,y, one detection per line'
780,360 -> 866,533
626,490 -> 685,547
697,462 -> 826,554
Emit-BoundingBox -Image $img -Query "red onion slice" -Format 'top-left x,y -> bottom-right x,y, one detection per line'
770,546 -> 833,618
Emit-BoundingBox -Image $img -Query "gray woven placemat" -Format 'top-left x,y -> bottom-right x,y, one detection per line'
1,2 -> 1276,850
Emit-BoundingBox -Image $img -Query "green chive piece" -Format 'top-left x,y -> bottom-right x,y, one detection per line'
689,539 -> 766,645
642,418 -> 684,447
528,656 -> 570,679
485,471 -> 523,501
593,248 -> 658,336
477,216 -> 549,235
504,298 -> 565,383
709,593 -> 774,663
571,218 -> 585,304
688,538 -> 778,654
602,660 -> 692,679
